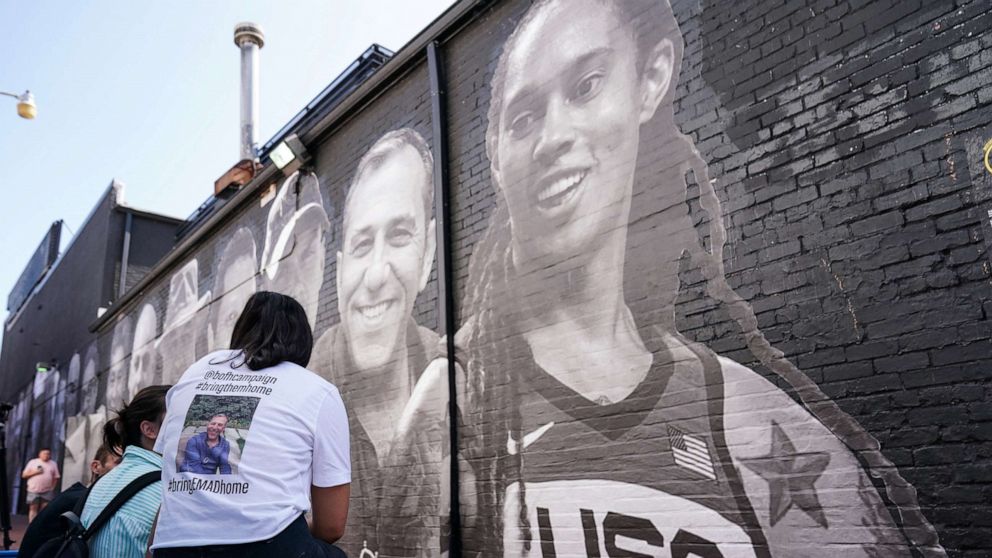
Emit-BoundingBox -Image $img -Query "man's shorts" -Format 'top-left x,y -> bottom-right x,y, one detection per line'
26,490 -> 55,504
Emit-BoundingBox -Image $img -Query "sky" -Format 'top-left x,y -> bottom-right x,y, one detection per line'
0,0 -> 456,332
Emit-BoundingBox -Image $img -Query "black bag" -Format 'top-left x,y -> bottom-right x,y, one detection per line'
30,471 -> 160,558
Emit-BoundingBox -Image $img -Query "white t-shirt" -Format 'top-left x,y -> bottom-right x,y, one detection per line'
152,350 -> 350,548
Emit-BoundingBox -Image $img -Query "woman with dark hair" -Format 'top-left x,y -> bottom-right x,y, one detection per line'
460,0 -> 944,556
80,385 -> 170,558
152,291 -> 350,558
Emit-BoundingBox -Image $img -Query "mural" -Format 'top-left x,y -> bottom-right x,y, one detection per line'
106,316 -> 132,412
64,353 -> 81,418
157,259 -> 210,384
311,128 -> 444,557
12,0 -> 985,552
260,171 -> 328,329
207,228 -> 258,353
61,408 -> 107,488
457,0 -> 944,557
129,303 -> 159,400
80,344 -> 100,415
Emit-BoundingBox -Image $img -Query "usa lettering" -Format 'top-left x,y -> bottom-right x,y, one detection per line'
535,507 -> 724,558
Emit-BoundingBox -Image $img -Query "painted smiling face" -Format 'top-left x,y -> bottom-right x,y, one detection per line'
337,143 -> 434,371
493,0 -> 656,270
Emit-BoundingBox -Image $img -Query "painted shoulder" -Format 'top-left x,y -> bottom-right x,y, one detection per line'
717,357 -> 911,556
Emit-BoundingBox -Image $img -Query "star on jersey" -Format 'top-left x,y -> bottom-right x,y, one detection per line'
740,420 -> 830,529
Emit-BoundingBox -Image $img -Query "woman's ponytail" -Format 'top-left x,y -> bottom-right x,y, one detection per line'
103,385 -> 170,455
102,415 -> 128,457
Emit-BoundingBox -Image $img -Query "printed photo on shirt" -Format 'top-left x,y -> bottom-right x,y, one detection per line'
176,394 -> 260,475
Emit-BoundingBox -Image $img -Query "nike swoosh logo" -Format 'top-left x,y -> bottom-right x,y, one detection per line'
507,421 -> 555,455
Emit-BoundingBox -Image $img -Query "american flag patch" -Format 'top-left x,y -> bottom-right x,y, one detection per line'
668,426 -> 716,480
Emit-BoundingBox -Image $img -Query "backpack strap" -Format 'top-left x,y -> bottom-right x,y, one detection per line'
81,471 -> 160,541
71,476 -> 101,517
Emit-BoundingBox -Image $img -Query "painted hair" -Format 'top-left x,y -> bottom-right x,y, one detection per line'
462,0 -> 941,554
343,127 -> 435,238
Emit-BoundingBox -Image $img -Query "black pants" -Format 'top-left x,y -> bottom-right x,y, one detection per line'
154,515 -> 347,558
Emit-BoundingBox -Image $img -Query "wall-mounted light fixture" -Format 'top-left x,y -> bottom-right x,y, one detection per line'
270,134 -> 309,176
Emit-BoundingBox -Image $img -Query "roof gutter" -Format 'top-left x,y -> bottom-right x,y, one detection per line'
89,162 -> 280,332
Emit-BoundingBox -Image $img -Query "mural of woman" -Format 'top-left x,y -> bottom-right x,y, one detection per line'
460,0 -> 944,556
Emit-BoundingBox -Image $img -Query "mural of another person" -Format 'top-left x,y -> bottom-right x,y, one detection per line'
207,228 -> 258,353
62,408 -> 111,489
261,170 -> 329,330
157,259 -> 210,384
106,316 -> 133,410
80,343 -> 100,415
312,128 -> 441,557
31,360 -> 62,465
459,0 -> 944,556
65,353 -> 81,417
129,303 -> 159,400
6,398 -> 30,509
180,413 -> 232,475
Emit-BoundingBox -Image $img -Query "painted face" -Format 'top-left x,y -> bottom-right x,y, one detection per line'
337,145 -> 433,371
212,253 -> 256,350
129,305 -> 157,399
270,208 -> 326,329
494,0 -> 644,268
81,347 -> 99,414
107,320 -> 131,408
206,415 -> 228,440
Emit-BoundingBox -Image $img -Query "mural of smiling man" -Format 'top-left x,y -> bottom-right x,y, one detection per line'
313,128 -> 440,557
